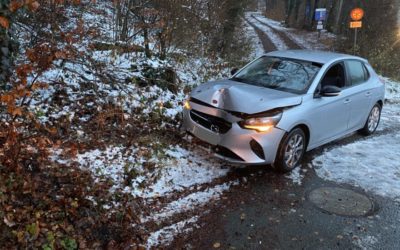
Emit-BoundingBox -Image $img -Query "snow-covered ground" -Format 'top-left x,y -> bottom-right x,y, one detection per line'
313,80 -> 400,202
243,18 -> 265,58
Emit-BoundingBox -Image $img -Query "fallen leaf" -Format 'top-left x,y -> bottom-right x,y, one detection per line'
0,16 -> 9,29
3,217 -> 15,227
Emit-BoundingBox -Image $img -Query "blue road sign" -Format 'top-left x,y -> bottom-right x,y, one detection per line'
315,8 -> 327,21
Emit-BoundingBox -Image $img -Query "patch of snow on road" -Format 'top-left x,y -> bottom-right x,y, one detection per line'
146,216 -> 199,249
285,166 -> 304,185
142,182 -> 232,223
383,77 -> 400,102
313,132 -> 400,200
353,235 -> 379,250
378,104 -> 400,131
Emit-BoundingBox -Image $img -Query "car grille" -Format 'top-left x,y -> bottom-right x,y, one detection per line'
190,110 -> 232,134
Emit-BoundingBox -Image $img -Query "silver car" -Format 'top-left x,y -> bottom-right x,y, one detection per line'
182,50 -> 385,172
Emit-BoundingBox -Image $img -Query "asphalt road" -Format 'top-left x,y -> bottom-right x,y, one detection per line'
168,19 -> 400,250
171,164 -> 400,249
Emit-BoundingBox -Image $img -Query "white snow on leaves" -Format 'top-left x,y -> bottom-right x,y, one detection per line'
76,145 -> 230,199
75,145 -> 233,248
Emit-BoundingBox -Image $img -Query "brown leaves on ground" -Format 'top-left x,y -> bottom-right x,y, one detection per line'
0,151 -> 147,248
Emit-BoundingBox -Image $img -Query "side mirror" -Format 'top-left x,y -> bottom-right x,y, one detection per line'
231,68 -> 239,76
320,85 -> 341,97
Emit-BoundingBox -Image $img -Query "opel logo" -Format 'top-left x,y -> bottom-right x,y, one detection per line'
210,125 -> 220,134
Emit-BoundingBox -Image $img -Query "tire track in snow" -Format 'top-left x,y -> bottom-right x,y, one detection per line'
251,14 -> 303,50
244,18 -> 277,52
246,13 -> 288,51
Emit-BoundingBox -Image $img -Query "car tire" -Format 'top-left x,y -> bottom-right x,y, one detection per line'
359,103 -> 382,136
274,128 -> 306,173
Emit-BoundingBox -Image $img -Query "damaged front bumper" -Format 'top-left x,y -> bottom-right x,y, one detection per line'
182,103 -> 286,165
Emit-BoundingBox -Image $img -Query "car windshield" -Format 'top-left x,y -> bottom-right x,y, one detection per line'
232,56 -> 322,94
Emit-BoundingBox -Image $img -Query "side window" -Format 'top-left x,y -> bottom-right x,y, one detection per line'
320,63 -> 346,89
346,60 -> 369,86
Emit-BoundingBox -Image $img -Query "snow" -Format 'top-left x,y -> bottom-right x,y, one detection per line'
353,235 -> 379,250
131,146 -> 230,198
249,12 -> 336,51
245,12 -> 288,51
75,145 -> 231,199
313,132 -> 400,200
146,216 -> 199,249
383,77 -> 400,102
243,18 -> 265,58
141,182 -> 233,223
285,166 -> 306,185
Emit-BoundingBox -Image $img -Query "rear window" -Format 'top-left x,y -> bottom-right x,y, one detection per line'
346,60 -> 369,86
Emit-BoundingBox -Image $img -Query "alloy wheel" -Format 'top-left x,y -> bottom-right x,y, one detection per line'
367,106 -> 380,132
284,134 -> 304,169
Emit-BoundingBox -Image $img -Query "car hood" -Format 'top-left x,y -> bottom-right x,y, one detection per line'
191,79 -> 302,114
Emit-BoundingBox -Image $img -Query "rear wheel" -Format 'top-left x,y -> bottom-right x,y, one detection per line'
359,103 -> 381,135
275,128 -> 306,173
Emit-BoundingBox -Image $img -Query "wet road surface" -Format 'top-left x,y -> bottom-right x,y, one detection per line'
171,159 -> 400,249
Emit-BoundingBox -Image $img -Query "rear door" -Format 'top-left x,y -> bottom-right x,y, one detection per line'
344,60 -> 373,130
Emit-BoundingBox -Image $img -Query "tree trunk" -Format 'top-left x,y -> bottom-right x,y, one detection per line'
143,27 -> 151,58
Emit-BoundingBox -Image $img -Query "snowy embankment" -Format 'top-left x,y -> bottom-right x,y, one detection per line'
243,17 -> 265,58
313,79 -> 400,202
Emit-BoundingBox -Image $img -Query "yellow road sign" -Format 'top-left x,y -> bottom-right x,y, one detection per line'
350,21 -> 362,28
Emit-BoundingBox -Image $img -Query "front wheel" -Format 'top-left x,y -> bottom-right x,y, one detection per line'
274,128 -> 306,173
359,103 -> 382,135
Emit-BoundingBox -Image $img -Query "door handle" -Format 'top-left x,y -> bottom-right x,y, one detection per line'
365,91 -> 372,97
344,98 -> 351,104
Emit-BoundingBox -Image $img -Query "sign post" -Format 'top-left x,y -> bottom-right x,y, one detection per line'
315,8 -> 327,40
350,8 -> 364,54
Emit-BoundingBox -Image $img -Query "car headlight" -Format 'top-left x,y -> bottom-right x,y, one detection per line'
183,97 -> 191,110
240,112 -> 282,132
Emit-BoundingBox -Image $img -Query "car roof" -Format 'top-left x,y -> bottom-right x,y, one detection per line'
265,50 -> 367,65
